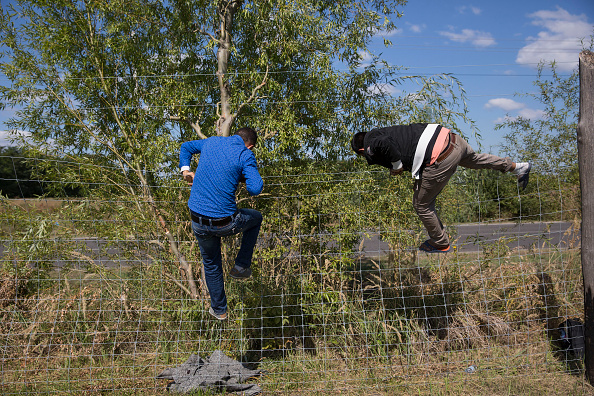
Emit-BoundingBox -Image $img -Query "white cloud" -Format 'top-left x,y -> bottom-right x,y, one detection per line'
367,83 -> 400,96
0,130 -> 14,146
486,98 -> 545,123
516,7 -> 593,71
408,23 -> 426,33
440,29 -> 496,47
457,6 -> 482,15
376,26 -> 401,38
492,108 -> 546,124
358,51 -> 374,67
376,22 -> 425,38
0,130 -> 31,147
518,108 -> 546,119
484,98 -> 525,111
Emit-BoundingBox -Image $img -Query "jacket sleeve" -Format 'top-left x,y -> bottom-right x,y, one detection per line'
368,136 -> 402,170
179,140 -> 205,171
241,151 -> 264,196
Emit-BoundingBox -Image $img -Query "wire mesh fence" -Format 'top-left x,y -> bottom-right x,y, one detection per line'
0,154 -> 589,395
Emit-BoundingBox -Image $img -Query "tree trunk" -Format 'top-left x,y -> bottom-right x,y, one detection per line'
216,0 -> 243,136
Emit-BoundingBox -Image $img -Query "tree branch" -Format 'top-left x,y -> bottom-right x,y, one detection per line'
236,63 -> 269,117
163,272 -> 193,297
262,127 -> 279,141
237,192 -> 271,204
170,115 -> 208,139
195,28 -> 218,44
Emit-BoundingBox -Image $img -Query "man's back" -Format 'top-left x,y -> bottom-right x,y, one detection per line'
180,135 -> 263,217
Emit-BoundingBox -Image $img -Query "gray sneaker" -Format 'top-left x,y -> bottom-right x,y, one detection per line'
229,266 -> 252,280
514,162 -> 532,190
208,307 -> 227,320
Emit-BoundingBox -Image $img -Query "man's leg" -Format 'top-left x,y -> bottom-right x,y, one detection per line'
456,135 -> 531,189
194,231 -> 227,315
413,135 -> 468,247
413,171 -> 454,247
457,136 -> 514,172
233,208 -> 263,269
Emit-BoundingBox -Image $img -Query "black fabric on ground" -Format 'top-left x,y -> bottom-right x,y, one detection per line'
157,350 -> 262,395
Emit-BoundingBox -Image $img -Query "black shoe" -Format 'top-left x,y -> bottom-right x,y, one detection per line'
229,266 -> 252,280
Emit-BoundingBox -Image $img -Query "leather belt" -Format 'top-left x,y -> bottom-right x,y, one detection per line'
190,211 -> 238,226
436,132 -> 456,163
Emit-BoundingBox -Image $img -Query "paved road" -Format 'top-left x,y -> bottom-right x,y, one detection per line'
0,221 -> 580,268
360,221 -> 580,257
0,237 -> 149,269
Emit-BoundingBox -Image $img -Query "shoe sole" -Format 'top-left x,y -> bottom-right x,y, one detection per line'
229,274 -> 251,280
419,241 -> 452,253
208,308 -> 227,320
229,269 -> 252,280
420,246 -> 452,253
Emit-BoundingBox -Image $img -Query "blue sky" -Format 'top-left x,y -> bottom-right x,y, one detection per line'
365,0 -> 594,150
1,1 -> 593,152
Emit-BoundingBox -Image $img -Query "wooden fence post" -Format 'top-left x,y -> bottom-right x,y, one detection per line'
578,49 -> 594,384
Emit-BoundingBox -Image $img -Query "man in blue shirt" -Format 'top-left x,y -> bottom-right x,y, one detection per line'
179,127 -> 264,320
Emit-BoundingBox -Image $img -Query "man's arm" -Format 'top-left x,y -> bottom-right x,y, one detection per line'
241,151 -> 264,196
389,159 -> 403,176
368,136 -> 404,174
179,140 -> 205,185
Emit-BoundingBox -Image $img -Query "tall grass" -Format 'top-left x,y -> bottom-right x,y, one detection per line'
0,165 -> 589,394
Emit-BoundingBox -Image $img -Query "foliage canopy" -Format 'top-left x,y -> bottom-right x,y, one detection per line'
0,0 -> 474,298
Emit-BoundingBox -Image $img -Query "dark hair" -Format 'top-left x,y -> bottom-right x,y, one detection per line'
235,127 -> 258,146
351,132 -> 367,153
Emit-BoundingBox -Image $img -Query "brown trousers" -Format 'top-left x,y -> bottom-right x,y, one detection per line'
412,134 -> 514,246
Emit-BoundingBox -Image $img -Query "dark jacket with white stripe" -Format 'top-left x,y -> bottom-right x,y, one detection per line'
362,123 -> 444,178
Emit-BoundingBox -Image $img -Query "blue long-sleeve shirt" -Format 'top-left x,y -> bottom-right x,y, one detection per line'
179,135 -> 264,217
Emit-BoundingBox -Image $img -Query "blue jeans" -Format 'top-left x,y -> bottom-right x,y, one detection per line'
191,208 -> 263,314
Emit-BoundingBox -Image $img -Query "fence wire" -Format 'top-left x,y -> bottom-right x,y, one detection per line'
0,155 -> 588,395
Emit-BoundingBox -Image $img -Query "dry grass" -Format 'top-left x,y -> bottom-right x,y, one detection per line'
0,277 -> 19,309
0,222 -> 588,395
1,288 -> 590,396
1,198 -> 65,213
2,335 -> 592,396
260,338 -> 593,395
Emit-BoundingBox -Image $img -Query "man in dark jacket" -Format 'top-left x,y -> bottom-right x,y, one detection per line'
352,123 -> 531,253
180,127 -> 264,319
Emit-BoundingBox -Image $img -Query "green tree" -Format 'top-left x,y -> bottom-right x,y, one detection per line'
466,52 -> 593,224
0,146 -> 87,198
0,0 -> 473,298
0,146 -> 43,198
496,61 -> 579,175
